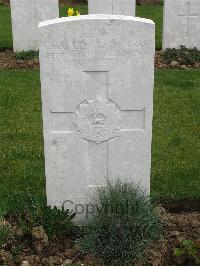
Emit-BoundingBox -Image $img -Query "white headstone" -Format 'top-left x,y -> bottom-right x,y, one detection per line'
10,0 -> 59,52
88,0 -> 136,16
39,15 -> 155,221
163,0 -> 200,49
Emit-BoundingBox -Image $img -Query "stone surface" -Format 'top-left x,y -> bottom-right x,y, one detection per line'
163,0 -> 200,49
88,0 -> 136,16
39,15 -> 155,222
10,0 -> 59,52
21,262 -> 30,266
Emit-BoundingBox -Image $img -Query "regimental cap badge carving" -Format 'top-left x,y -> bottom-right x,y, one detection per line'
74,100 -> 121,144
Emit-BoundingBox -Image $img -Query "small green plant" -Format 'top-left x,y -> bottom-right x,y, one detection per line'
163,45 -> 200,65
38,205 -> 76,237
4,190 -> 76,238
17,204 -> 76,238
174,239 -> 200,265
10,244 -> 21,258
79,180 -> 162,265
0,224 -> 13,248
14,50 -> 39,61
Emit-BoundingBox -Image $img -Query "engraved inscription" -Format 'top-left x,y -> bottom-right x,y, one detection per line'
75,100 -> 121,144
40,24 -> 150,65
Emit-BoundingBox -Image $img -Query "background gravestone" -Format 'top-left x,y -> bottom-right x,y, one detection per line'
10,0 -> 59,52
39,15 -> 155,221
163,0 -> 200,49
88,0 -> 136,16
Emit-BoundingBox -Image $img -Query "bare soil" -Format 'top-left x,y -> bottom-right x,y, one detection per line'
0,50 -> 39,70
0,0 -> 9,5
0,206 -> 200,266
0,50 -> 199,70
161,199 -> 200,213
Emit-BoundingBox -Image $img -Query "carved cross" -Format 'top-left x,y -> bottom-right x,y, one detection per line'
51,71 -> 145,188
33,0 -> 37,20
111,0 -> 114,13
178,2 -> 199,37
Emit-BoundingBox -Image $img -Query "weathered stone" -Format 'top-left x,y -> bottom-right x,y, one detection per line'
21,261 -> 30,266
62,259 -> 73,265
170,60 -> 179,67
180,64 -> 188,70
163,0 -> 200,49
14,227 -> 24,238
39,15 -> 155,222
88,0 -> 136,16
10,0 -> 59,51
63,249 -> 76,258
31,226 -> 48,244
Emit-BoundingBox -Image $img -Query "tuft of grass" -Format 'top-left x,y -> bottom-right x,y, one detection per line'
0,223 -> 13,248
79,180 -> 162,265
10,244 -> 21,259
14,202 -> 77,238
14,50 -> 39,61
3,190 -> 77,239
173,239 -> 200,265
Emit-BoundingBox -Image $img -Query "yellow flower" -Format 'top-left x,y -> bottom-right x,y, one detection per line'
76,11 -> 81,16
68,8 -> 74,17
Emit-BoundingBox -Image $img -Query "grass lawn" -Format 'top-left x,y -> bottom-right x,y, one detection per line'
0,69 -> 199,216
0,70 -> 45,216
0,4 -> 163,50
136,5 -> 163,50
152,70 -> 200,200
0,5 -> 12,50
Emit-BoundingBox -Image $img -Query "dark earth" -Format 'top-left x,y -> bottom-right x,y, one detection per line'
0,50 -> 199,70
1,206 -> 200,266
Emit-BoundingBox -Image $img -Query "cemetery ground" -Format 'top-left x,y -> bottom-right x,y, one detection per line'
0,2 -> 200,266
0,69 -> 200,265
0,69 -> 200,211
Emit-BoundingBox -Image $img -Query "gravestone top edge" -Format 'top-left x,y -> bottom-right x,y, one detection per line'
38,14 -> 154,28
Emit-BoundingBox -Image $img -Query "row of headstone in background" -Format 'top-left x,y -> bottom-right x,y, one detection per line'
88,0 -> 136,16
10,0 -> 200,52
39,15 -> 155,221
90,0 -> 200,49
10,0 -> 59,52
10,0 -> 136,52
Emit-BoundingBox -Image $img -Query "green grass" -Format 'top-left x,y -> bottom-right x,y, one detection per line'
152,69 -> 200,200
0,70 -> 45,216
0,5 -> 12,50
0,69 -> 199,216
0,4 -> 163,50
136,5 -> 163,50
